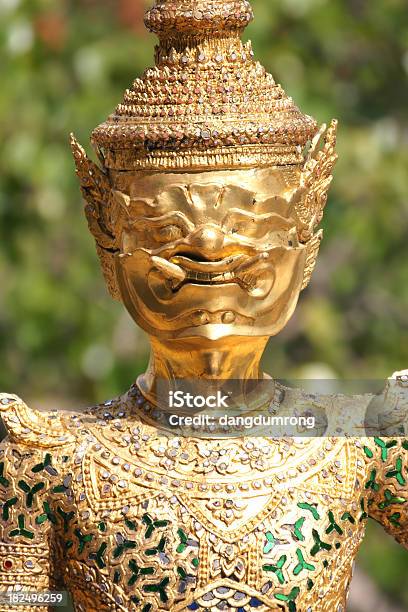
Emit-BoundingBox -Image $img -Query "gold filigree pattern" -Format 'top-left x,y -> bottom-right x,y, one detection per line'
91,0 -> 318,172
70,136 -> 122,300
1,378 -> 408,611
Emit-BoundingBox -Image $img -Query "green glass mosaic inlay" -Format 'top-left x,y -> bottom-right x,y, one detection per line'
310,529 -> 332,556
293,549 -> 315,575
143,577 -> 170,603
297,503 -> 320,520
264,531 -> 275,554
385,457 -> 406,486
263,554 -> 287,584
9,514 -> 34,539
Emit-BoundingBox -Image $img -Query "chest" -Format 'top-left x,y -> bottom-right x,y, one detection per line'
54,433 -> 371,611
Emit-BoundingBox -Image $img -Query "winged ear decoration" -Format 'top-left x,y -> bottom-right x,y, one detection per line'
290,119 -> 338,243
286,120 -> 338,290
70,134 -> 123,300
301,229 -> 323,291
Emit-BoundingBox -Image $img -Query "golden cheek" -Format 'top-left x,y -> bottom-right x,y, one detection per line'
148,269 -> 174,301
153,225 -> 185,244
245,268 -> 276,299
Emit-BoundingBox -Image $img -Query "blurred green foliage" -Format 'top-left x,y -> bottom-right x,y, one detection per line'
1,0 -> 408,404
0,0 -> 407,606
1,0 -> 407,408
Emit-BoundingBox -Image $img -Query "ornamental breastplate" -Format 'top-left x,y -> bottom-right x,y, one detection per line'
2,389 -> 407,612
57,396 -> 371,612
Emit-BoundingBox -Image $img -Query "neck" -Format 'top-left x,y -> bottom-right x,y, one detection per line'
137,335 -> 270,408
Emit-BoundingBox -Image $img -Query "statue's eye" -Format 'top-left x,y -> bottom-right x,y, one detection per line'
153,224 -> 184,243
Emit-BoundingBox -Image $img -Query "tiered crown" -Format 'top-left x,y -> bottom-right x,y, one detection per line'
91,0 -> 318,171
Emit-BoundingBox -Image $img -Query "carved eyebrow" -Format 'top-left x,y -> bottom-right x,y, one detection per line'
222,208 -> 295,229
129,211 -> 195,232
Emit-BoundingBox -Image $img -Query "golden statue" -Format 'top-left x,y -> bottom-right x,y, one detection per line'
1,1 -> 407,610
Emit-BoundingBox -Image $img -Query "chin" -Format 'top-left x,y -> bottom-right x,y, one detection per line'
164,320 -> 293,341
119,285 -> 301,341
172,296 -> 302,341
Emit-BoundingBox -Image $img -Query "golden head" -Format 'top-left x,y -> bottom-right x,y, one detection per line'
71,0 -> 338,342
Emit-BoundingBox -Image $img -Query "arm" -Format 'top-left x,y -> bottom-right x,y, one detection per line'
0,440 -> 57,609
366,372 -> 408,548
0,394 -> 74,610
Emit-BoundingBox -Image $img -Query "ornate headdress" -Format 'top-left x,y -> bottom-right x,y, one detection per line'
71,0 -> 337,300
91,0 -> 319,172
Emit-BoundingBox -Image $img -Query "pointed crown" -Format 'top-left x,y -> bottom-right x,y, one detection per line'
91,0 -> 318,171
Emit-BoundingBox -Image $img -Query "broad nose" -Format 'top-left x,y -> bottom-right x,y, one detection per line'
188,225 -> 226,258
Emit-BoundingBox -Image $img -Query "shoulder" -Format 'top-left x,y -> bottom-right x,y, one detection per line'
0,391 -> 138,449
0,392 -> 77,449
365,370 -> 408,437
385,370 -> 408,403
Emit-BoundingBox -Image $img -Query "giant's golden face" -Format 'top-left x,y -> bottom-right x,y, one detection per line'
71,120 -> 337,341
111,167 -> 309,340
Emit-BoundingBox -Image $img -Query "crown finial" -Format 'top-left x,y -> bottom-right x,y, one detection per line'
145,0 -> 253,44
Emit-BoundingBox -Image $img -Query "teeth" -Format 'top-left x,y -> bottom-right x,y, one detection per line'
185,271 -> 235,283
170,254 -> 245,274
238,274 -> 257,291
235,252 -> 269,275
151,251 -> 273,289
151,256 -> 186,285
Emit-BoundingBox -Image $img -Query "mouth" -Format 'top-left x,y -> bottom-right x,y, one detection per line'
151,252 -> 270,291
169,254 -> 245,285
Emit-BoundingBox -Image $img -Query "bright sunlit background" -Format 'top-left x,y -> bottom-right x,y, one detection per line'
0,0 -> 407,609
